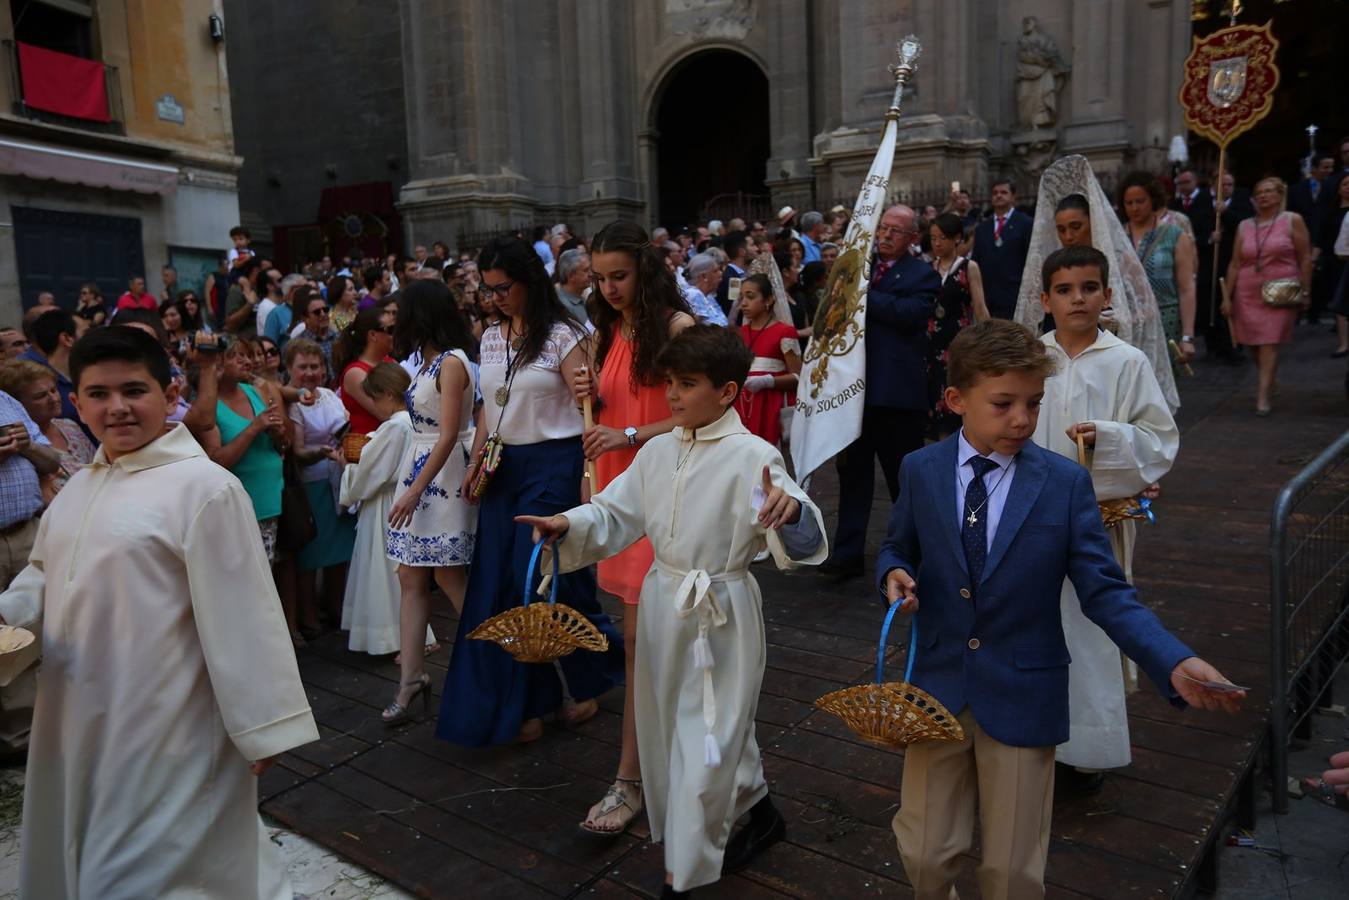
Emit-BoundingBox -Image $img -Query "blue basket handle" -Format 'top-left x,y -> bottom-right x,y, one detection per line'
522,539 -> 561,607
876,601 -> 919,685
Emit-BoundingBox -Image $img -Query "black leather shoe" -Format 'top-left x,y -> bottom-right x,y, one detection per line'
818,557 -> 865,579
1054,762 -> 1105,797
722,802 -> 785,874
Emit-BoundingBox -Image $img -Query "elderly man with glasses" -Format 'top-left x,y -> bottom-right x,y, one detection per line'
293,292 -> 338,386
821,204 -> 941,579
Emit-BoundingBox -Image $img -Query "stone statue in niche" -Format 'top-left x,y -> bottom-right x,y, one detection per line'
665,0 -> 756,40
1015,16 -> 1070,130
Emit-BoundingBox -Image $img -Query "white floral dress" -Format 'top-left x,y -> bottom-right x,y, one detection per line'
385,349 -> 477,566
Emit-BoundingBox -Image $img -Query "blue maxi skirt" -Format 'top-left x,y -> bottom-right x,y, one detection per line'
437,436 -> 624,747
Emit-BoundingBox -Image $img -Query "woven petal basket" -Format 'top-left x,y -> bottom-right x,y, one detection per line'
469,540 -> 610,664
342,432 -> 372,463
815,603 -> 964,748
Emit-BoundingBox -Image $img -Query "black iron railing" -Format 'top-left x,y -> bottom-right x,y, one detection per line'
1269,430 -> 1349,813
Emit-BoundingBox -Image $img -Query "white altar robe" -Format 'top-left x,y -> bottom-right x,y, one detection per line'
0,425 -> 319,899
1034,330 -> 1179,769
338,411 -> 433,654
552,408 -> 827,891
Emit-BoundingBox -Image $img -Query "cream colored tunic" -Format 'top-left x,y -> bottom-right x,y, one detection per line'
1035,330 -> 1178,769
0,425 -> 319,899
339,411 -> 434,654
553,409 -> 827,891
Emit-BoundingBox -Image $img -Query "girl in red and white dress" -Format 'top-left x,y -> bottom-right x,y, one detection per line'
734,274 -> 800,446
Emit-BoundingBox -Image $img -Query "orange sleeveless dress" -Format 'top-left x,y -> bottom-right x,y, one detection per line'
595,326 -> 670,605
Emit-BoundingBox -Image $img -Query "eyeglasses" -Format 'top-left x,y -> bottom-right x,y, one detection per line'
264,348 -> 280,357
479,279 -> 516,299
307,306 -> 329,317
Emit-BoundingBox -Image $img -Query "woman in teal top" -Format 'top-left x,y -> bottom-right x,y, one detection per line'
183,341 -> 293,630
1120,171 -> 1197,363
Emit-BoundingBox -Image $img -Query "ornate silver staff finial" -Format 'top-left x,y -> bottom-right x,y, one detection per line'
886,35 -> 922,120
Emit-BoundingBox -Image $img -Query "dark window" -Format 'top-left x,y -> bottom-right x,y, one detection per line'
11,0 -> 92,59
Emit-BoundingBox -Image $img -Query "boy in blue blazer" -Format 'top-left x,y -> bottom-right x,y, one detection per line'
876,319 -> 1243,899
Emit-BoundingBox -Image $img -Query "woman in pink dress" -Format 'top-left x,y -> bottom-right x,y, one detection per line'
1223,176 -> 1312,416
570,221 -> 694,835
734,274 -> 800,446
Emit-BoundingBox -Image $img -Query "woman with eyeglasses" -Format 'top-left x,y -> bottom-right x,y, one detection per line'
176,290 -> 211,335
333,306 -> 398,436
76,283 -> 108,327
160,299 -> 186,349
438,236 -> 623,748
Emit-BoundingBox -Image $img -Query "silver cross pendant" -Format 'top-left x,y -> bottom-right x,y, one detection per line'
966,511 -> 978,527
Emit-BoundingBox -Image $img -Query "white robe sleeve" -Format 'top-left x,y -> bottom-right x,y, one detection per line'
184,483 -> 319,761
553,459 -> 647,575
339,423 -> 407,507
0,509 -> 50,628
1089,353 -> 1179,499
760,448 -> 828,570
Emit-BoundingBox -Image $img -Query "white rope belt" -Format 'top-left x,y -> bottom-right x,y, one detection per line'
656,560 -> 748,768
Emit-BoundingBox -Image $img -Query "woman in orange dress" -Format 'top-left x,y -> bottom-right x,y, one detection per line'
570,221 -> 694,835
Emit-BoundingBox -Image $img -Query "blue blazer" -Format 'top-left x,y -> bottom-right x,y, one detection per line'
875,436 -> 1194,748
969,208 -> 1032,319
864,254 -> 941,411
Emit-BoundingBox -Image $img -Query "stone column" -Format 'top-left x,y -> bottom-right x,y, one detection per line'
573,0 -> 643,228
1061,0 -> 1130,167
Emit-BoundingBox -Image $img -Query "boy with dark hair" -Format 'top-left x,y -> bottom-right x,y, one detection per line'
0,327 -> 318,898
519,325 -> 827,898
1034,247 -> 1180,789
227,224 -> 253,272
878,318 -> 1239,899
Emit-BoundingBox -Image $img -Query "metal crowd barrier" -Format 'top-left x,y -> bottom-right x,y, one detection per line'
1270,430 -> 1349,814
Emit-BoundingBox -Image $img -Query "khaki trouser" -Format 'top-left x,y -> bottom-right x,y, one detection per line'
0,516 -> 40,754
893,709 -> 1055,900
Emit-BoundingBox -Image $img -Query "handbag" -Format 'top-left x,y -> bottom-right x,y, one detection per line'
466,431 -> 504,501
1260,279 -> 1303,308
277,452 -> 317,551
465,351 -> 518,500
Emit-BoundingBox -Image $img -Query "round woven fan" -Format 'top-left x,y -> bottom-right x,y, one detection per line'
468,540 -> 610,664
341,432 -> 372,463
1077,434 -> 1155,529
815,603 -> 964,748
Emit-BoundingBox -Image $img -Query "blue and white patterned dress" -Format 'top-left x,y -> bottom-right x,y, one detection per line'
385,348 -> 477,567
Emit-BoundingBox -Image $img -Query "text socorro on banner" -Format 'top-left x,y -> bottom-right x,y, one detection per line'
787,122 -> 894,479
789,39 -> 922,480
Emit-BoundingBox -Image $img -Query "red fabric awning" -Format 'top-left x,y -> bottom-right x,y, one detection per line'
17,41 -> 110,123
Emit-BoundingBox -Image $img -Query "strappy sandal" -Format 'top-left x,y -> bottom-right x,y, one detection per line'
580,778 -> 643,835
558,697 -> 599,726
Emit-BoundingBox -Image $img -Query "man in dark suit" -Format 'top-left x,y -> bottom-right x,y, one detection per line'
1297,154 -> 1339,323
821,205 -> 941,578
969,180 -> 1032,320
715,230 -> 752,315
1169,166 -> 1234,360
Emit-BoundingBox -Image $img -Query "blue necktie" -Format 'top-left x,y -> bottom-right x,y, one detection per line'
962,456 -> 999,588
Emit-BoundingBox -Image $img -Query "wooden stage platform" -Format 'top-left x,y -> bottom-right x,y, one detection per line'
260,327 -> 1348,898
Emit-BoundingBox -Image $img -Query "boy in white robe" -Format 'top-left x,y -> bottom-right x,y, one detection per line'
338,362 -> 432,655
0,327 -> 319,899
1033,246 -> 1179,786
518,326 -> 827,897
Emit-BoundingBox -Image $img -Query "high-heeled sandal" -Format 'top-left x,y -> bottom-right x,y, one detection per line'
381,673 -> 432,725
580,777 -> 643,835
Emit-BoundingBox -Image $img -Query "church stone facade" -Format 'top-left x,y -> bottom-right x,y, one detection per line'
242,0 -> 1196,254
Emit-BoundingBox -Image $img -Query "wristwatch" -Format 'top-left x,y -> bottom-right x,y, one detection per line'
1181,335 -> 1194,343
624,426 -> 638,447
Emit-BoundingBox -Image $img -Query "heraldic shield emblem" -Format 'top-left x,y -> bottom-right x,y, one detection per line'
1179,22 -> 1279,145
1207,56 -> 1247,109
